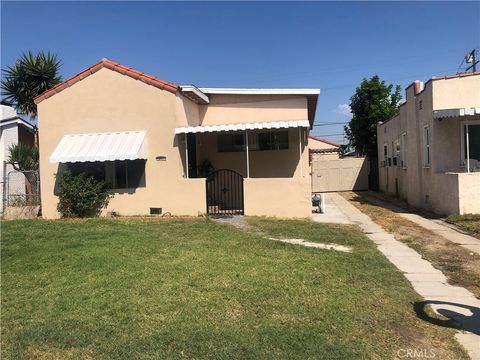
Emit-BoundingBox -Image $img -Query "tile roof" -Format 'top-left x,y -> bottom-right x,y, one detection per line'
34,59 -> 179,104
308,135 -> 341,148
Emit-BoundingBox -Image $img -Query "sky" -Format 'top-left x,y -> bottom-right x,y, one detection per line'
1,1 -> 479,144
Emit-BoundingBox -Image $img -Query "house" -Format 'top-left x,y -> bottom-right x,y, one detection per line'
0,103 -> 36,211
377,72 -> 480,215
35,59 -> 320,219
308,135 -> 340,162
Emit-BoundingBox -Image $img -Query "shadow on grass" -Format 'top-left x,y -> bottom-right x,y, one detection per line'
413,300 -> 480,335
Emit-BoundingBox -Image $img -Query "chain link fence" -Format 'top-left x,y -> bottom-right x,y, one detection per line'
5,170 -> 40,207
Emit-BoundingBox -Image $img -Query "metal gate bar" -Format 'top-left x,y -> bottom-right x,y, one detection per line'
206,169 -> 244,216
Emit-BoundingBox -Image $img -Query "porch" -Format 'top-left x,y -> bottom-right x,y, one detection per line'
175,120 -> 311,217
430,108 -> 480,215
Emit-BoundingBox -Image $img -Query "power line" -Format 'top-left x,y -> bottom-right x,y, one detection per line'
313,121 -> 348,126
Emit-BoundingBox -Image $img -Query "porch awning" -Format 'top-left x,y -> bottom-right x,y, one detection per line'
433,107 -> 480,119
50,131 -> 147,163
174,120 -> 311,134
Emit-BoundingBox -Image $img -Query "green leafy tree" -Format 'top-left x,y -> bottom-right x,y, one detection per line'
1,51 -> 62,117
55,171 -> 113,218
344,76 -> 402,158
7,143 -> 39,171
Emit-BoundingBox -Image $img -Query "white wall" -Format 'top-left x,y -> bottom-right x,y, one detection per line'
0,123 -> 24,212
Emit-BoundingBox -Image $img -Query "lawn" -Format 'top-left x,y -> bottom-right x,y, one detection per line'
446,213 -> 480,239
1,218 -> 467,359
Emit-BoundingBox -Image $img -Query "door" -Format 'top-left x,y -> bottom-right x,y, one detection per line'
206,169 -> 244,216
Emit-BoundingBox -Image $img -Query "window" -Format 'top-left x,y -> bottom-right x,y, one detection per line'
401,133 -> 407,168
67,160 -> 146,189
217,133 -> 245,152
394,140 -> 400,166
423,125 -> 430,166
382,144 -> 388,167
250,131 -> 289,151
462,121 -> 480,163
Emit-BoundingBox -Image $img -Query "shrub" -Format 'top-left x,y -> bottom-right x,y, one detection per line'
55,171 -> 113,218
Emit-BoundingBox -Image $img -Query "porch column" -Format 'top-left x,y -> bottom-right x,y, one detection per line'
466,119 -> 470,173
185,133 -> 189,178
245,130 -> 250,178
298,127 -> 303,177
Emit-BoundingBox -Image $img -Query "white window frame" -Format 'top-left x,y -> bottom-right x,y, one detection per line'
460,119 -> 480,165
423,125 -> 430,167
401,132 -> 407,169
383,143 -> 388,162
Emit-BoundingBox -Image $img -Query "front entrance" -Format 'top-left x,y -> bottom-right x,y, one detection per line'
206,169 -> 244,216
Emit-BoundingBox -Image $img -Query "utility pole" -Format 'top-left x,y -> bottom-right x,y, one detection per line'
465,49 -> 479,73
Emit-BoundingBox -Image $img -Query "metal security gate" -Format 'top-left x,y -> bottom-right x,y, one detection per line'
206,169 -> 244,216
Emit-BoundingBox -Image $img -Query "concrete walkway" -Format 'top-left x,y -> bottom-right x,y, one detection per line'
313,193 -> 480,359
360,194 -> 480,255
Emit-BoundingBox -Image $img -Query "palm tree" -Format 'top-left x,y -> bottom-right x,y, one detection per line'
1,51 -> 62,118
7,143 -> 39,171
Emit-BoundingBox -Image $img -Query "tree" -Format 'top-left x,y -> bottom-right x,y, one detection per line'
1,51 -> 62,118
344,76 -> 402,158
7,143 -> 39,171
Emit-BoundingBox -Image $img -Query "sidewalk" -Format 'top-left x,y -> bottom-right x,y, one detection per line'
359,193 -> 480,255
313,193 -> 480,360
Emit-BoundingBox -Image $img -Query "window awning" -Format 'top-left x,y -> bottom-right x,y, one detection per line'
50,131 -> 147,163
174,120 -> 311,134
433,107 -> 480,119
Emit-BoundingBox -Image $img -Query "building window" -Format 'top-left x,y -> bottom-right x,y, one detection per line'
67,159 -> 146,189
423,125 -> 430,166
250,130 -> 289,151
462,121 -> 480,163
217,133 -> 245,152
401,132 -> 407,168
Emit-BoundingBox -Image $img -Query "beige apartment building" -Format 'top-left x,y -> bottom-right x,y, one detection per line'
36,59 -> 319,218
377,72 -> 480,215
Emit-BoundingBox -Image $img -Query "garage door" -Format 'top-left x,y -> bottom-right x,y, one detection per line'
311,158 -> 369,192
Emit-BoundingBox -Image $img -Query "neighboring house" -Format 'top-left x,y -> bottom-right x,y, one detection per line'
35,59 -> 320,219
308,135 -> 340,162
377,72 -> 480,215
0,104 -> 36,211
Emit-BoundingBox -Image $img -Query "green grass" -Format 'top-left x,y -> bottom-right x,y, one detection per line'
447,213 -> 480,238
1,218 -> 466,359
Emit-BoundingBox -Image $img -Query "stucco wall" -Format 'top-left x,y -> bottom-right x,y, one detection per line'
458,173 -> 480,215
38,68 -> 205,218
432,75 -> 480,110
199,95 -> 308,125
244,177 -> 311,218
377,74 -> 480,215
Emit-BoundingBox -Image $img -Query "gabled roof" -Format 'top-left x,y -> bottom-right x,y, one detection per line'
308,135 -> 340,148
34,59 -> 179,104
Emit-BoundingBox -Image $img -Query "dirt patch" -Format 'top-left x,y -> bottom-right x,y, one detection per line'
341,192 -> 480,299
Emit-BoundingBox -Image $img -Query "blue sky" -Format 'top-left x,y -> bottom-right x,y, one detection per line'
1,1 -> 479,144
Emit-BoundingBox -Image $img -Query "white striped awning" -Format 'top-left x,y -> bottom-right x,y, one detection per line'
174,120 -> 311,134
433,107 -> 480,119
50,131 -> 147,163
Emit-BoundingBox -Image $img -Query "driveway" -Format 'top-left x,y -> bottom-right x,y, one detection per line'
312,192 -> 480,360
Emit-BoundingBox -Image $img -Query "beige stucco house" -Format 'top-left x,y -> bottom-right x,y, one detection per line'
35,59 -> 320,219
308,135 -> 340,161
377,72 -> 480,215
